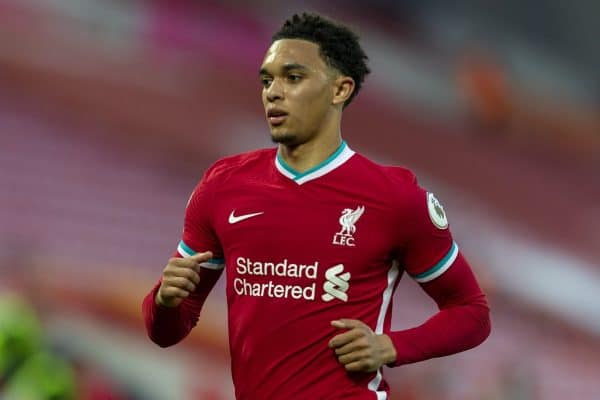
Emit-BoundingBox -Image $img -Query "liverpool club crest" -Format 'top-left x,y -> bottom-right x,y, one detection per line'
332,206 -> 365,247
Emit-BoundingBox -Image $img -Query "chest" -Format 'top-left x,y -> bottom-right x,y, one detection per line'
211,180 -> 399,273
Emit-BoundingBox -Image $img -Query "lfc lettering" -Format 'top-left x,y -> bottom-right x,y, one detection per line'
332,234 -> 355,247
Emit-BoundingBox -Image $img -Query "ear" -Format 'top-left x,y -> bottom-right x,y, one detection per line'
332,76 -> 355,106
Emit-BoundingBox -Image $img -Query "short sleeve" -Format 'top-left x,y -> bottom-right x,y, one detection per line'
399,184 -> 458,283
176,167 -> 225,270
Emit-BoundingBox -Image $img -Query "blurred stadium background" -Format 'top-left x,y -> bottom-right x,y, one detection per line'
1,1 -> 599,399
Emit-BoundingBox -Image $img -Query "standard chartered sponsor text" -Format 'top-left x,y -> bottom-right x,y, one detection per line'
234,257 -> 317,300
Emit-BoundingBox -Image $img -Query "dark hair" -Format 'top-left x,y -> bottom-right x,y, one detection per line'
272,13 -> 370,108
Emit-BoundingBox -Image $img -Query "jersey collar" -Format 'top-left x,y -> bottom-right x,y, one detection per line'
275,140 -> 355,185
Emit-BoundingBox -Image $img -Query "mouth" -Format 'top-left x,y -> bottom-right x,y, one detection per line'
267,109 -> 288,126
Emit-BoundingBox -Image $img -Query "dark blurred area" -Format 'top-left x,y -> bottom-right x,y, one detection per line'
1,1 -> 599,399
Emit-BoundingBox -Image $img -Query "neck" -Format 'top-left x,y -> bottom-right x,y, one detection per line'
278,110 -> 344,173
278,132 -> 342,173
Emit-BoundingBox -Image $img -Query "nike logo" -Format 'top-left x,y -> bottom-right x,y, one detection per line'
228,210 -> 264,224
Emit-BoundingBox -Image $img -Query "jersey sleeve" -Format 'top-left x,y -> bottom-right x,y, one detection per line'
177,167 -> 225,269
398,180 -> 458,283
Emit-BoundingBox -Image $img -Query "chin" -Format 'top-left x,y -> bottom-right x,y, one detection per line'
270,130 -> 298,145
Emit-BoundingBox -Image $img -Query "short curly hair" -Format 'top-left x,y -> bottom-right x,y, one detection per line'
272,13 -> 370,108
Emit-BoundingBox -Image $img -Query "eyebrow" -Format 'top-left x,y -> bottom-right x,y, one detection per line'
259,63 -> 309,76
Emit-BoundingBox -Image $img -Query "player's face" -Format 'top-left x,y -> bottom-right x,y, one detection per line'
259,39 -> 337,146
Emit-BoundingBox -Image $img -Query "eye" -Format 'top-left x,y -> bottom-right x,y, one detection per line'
260,77 -> 272,88
288,74 -> 302,83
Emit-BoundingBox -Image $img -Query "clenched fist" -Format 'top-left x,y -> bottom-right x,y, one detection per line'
156,251 -> 213,308
328,319 -> 397,372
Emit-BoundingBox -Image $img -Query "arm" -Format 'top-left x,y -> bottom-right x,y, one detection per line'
142,164 -> 225,347
328,253 -> 490,371
387,252 -> 490,366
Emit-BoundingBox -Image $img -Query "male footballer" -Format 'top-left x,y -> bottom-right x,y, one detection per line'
143,12 -> 490,400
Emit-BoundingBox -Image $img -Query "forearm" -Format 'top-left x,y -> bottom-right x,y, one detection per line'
388,252 -> 491,366
388,293 -> 490,366
142,283 -> 192,347
142,268 -> 221,347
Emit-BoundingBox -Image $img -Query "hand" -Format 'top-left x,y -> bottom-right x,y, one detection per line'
328,319 -> 397,372
156,251 -> 213,308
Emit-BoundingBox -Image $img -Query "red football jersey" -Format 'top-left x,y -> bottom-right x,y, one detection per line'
178,141 -> 457,400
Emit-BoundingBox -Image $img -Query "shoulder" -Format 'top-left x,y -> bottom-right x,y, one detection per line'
350,153 -> 419,190
186,148 -> 274,210
349,153 -> 428,217
203,148 -> 275,184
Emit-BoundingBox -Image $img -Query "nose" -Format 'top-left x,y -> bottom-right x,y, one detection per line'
265,78 -> 284,102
